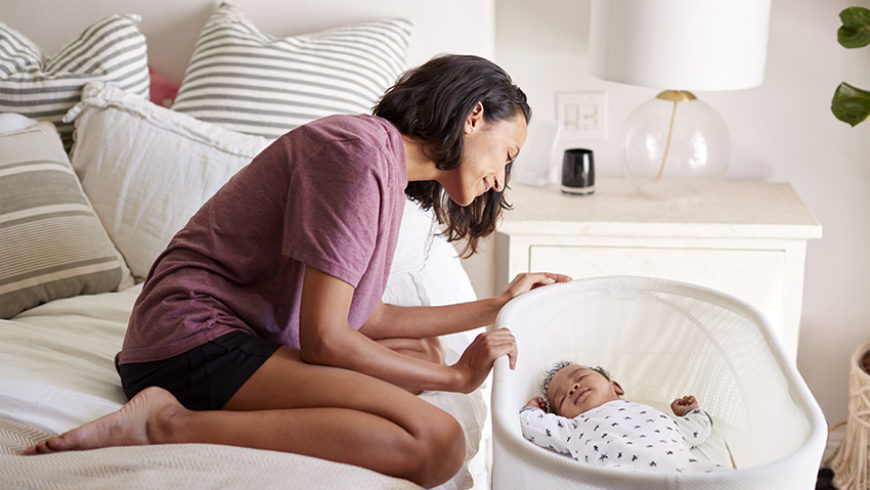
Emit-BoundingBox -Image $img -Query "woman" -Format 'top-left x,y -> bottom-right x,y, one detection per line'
23,54 -> 569,487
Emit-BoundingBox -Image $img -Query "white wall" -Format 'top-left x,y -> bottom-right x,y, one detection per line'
472,0 -> 870,424
2,0 -> 495,84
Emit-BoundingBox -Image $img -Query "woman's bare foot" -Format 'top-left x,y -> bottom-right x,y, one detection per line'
20,386 -> 185,455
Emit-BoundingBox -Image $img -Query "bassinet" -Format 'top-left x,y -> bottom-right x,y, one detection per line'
491,276 -> 826,489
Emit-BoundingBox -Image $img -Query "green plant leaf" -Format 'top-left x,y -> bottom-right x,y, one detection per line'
838,6 -> 870,48
832,82 -> 870,126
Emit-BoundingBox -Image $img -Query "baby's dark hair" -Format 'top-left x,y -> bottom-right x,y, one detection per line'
540,360 -> 613,413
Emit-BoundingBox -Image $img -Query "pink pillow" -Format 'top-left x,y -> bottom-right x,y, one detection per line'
148,67 -> 179,107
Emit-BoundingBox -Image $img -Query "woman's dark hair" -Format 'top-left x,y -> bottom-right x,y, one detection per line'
373,54 -> 531,257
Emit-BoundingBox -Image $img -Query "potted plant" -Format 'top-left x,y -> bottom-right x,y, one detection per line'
824,12 -> 870,489
831,6 -> 870,126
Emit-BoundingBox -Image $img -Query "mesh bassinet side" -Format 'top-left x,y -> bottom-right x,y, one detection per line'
490,276 -> 826,489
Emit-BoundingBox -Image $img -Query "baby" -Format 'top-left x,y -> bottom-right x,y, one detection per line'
520,361 -> 726,473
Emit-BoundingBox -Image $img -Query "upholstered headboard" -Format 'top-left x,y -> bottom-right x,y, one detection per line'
2,0 -> 495,84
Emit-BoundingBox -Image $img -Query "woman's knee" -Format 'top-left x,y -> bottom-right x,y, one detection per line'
405,412 -> 465,487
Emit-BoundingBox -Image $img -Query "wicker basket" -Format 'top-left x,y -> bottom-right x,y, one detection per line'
831,342 -> 870,490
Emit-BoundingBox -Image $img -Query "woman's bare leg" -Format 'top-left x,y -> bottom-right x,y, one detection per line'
22,347 -> 465,487
221,345 -> 465,487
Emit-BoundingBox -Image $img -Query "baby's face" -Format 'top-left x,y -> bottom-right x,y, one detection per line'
546,365 -> 624,418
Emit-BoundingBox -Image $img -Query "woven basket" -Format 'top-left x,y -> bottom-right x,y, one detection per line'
832,342 -> 870,490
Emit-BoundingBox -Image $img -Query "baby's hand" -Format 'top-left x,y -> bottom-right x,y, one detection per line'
524,396 -> 548,411
670,395 -> 698,416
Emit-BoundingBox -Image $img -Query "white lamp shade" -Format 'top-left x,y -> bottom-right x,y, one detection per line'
589,0 -> 771,91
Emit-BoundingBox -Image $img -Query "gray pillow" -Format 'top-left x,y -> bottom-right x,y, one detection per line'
0,14 -> 149,150
171,2 -> 412,139
0,120 -> 125,318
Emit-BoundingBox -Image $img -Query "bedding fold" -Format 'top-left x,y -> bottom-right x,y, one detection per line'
0,416 -> 419,489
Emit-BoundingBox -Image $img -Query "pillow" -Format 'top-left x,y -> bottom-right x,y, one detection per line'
171,2 -> 412,139
63,81 -> 273,280
0,113 -> 36,134
0,14 -> 149,150
0,119 -> 128,318
390,199 -> 437,275
65,81 -> 441,283
382,225 -> 479,359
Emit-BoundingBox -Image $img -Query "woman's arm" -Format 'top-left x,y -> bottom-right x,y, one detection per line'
359,272 -> 572,340
299,266 -> 516,393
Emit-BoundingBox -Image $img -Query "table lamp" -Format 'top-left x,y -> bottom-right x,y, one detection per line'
589,0 -> 771,199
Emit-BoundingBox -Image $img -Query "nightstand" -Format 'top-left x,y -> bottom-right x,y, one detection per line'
495,179 -> 822,362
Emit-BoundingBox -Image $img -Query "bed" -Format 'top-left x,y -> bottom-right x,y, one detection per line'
0,1 -> 496,488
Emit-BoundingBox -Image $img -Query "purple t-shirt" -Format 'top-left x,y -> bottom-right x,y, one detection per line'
117,115 -> 407,364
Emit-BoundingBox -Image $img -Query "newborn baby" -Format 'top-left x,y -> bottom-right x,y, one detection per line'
519,361 -> 726,473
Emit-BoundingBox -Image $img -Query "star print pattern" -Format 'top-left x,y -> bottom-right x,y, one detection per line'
520,400 -> 725,473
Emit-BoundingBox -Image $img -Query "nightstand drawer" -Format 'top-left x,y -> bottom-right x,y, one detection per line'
529,244 -> 785,331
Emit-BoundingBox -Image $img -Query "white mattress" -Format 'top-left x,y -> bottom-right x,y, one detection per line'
0,283 -> 486,489
0,286 -> 140,434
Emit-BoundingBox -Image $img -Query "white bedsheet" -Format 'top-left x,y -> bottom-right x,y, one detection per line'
0,285 -> 486,489
0,286 -> 139,433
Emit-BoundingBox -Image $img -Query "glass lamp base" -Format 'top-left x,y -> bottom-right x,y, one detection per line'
628,177 -> 719,200
620,90 -> 730,200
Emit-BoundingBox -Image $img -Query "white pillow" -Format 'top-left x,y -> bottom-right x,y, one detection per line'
64,82 -> 441,282
171,2 -> 412,139
391,199 -> 436,274
64,81 -> 273,280
0,14 -> 149,149
382,230 -> 479,358
0,113 -> 38,134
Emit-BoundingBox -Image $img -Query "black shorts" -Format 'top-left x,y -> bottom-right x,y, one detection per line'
117,331 -> 281,410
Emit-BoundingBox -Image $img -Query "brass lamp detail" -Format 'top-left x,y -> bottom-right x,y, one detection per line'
589,0 -> 771,199
654,90 -> 697,181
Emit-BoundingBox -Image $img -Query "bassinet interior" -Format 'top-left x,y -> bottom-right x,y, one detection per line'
490,276 -> 825,489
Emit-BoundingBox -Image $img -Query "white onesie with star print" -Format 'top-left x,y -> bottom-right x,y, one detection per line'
520,400 -> 726,473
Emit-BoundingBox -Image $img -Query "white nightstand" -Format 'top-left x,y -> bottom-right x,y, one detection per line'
495,179 -> 822,362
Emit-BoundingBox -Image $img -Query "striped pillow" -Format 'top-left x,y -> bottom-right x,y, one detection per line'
0,14 -> 149,149
171,2 -> 412,139
0,120 -> 126,318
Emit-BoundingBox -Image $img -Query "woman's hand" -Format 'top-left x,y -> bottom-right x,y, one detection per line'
496,272 -> 572,310
451,328 -> 517,393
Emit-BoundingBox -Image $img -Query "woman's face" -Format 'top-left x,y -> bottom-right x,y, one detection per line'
440,106 -> 528,207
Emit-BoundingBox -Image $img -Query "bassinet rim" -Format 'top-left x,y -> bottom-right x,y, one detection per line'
490,275 -> 827,484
